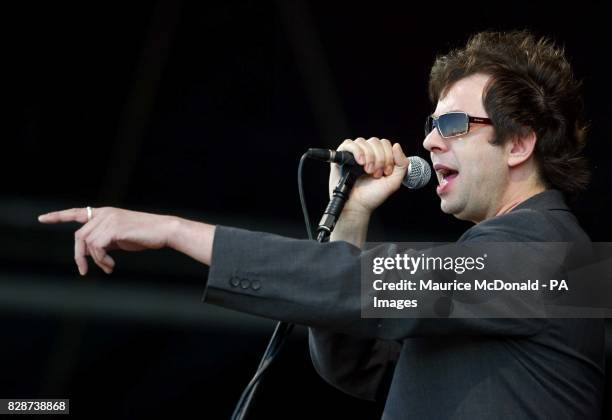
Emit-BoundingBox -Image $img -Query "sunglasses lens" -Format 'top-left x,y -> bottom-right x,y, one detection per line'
439,113 -> 469,138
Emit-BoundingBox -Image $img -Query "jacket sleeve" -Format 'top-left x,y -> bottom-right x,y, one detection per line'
203,225 -> 547,340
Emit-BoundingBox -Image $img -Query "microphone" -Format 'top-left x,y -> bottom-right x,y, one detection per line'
306,148 -> 359,166
306,148 -> 431,189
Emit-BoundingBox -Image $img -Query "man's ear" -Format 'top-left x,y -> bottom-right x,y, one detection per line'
507,130 -> 537,168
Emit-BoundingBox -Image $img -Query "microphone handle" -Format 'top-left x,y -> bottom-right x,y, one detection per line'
307,148 -> 431,190
307,148 -> 357,166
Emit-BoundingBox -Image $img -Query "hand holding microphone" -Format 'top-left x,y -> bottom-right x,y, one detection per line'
309,137 -> 430,216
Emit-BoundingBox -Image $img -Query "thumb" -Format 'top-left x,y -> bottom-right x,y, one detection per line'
389,143 -> 409,183
392,143 -> 409,168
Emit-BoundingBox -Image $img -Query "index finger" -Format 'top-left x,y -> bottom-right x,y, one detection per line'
38,208 -> 89,224
337,139 -> 367,166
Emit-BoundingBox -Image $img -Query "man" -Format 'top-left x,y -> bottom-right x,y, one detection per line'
38,31 -> 604,418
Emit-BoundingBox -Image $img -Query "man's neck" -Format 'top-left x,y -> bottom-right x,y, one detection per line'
493,183 -> 547,219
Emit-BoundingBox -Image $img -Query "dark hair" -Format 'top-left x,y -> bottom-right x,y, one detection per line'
428,30 -> 589,197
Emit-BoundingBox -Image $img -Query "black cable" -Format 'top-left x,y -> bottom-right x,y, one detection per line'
298,153 -> 314,240
230,322 -> 294,420
229,153 -> 313,420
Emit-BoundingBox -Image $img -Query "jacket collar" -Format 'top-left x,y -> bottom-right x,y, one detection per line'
512,189 -> 570,213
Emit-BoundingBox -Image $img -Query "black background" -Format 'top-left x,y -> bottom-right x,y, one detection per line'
3,1 -> 612,419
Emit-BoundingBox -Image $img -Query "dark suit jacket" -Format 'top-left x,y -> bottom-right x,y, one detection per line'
204,190 -> 604,419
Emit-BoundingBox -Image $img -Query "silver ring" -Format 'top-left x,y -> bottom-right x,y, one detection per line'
86,206 -> 93,222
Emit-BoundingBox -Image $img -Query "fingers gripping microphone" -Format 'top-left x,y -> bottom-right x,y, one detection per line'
306,148 -> 432,189
306,148 -> 432,241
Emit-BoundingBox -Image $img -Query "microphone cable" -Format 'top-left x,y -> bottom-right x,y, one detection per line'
298,152 -> 314,239
229,152 -> 312,420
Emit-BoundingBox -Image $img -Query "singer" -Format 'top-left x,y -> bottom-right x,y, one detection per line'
37,30 -> 603,419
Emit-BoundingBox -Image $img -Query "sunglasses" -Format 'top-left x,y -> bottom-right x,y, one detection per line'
425,112 -> 492,139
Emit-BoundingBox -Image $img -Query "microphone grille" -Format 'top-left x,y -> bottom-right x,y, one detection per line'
403,156 -> 431,189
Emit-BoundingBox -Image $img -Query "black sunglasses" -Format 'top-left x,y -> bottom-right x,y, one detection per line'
425,112 -> 492,139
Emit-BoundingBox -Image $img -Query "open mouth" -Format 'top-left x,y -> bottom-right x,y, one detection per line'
438,167 -> 459,186
434,164 -> 459,194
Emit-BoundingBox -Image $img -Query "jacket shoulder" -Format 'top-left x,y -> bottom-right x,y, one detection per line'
460,208 -> 587,243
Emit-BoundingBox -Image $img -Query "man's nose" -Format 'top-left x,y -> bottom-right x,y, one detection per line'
423,128 -> 448,154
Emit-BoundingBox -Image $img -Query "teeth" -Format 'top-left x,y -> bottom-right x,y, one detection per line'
436,166 -> 458,186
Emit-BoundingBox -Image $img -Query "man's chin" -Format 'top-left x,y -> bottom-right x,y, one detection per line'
439,198 -> 455,215
440,198 -> 470,221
